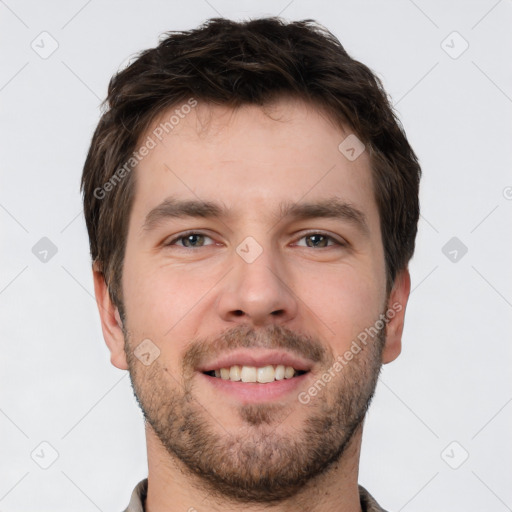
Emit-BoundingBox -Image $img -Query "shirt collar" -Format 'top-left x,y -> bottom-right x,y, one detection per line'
123,479 -> 388,512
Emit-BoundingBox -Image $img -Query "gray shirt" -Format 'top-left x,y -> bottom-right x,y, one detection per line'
122,479 -> 388,511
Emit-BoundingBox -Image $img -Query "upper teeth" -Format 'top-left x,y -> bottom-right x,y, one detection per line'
213,365 -> 297,383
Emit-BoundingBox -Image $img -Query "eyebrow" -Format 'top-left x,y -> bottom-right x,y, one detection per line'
142,196 -> 369,236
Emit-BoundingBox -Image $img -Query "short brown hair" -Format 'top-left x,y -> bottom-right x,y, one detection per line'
81,17 -> 421,311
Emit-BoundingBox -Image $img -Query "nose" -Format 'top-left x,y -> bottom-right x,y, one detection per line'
215,242 -> 299,327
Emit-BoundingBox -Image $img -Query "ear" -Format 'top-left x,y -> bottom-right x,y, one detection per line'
381,268 -> 411,364
92,262 -> 129,370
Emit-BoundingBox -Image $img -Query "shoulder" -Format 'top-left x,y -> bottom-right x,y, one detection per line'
122,478 -> 148,512
358,485 -> 389,512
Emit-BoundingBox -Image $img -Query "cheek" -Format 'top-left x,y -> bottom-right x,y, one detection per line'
296,263 -> 385,350
121,253 -> 218,340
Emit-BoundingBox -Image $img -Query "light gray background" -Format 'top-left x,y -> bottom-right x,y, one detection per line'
1,1 -> 511,511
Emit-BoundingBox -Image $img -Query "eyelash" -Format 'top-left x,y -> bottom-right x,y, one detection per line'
164,230 -> 346,249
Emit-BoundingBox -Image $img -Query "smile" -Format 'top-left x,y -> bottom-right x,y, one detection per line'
204,364 -> 308,383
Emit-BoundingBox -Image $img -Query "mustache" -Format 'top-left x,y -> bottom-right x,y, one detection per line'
182,323 -> 332,374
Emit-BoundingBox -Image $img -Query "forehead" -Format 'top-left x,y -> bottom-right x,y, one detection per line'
130,98 -> 379,232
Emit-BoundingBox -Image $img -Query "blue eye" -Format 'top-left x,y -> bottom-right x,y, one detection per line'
164,231 -> 345,250
166,232 -> 214,248
295,233 -> 344,248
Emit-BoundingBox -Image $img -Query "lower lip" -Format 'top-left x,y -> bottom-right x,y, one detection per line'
198,372 -> 310,403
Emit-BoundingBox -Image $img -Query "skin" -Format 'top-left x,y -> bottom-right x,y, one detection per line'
93,97 -> 411,512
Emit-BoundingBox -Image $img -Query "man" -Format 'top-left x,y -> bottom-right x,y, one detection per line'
81,17 -> 420,512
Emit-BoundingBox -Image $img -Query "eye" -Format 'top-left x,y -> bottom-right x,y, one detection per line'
294,232 -> 345,248
163,231 -> 345,250
165,231 -> 215,248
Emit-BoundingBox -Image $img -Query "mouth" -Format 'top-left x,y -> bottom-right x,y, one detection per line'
196,350 -> 314,403
203,365 -> 309,383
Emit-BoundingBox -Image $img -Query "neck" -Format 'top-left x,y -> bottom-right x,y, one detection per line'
144,423 -> 364,512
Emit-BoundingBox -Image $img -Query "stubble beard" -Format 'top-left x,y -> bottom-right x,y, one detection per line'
125,322 -> 385,504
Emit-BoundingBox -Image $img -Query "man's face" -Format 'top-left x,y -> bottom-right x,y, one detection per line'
101,98 -> 408,502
